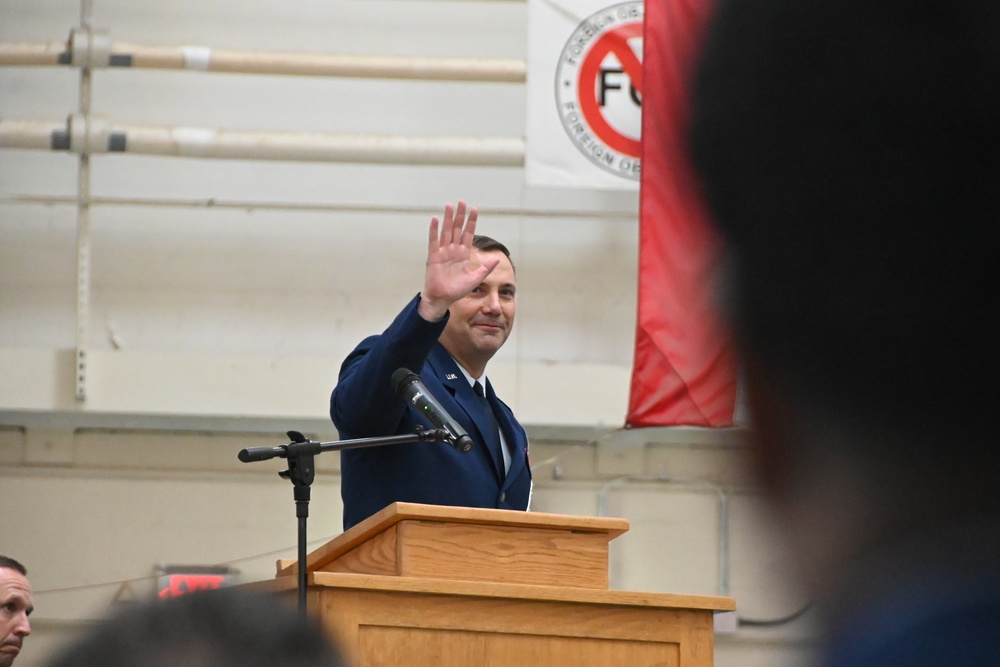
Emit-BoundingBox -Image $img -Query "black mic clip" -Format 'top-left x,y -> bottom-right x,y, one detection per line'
439,429 -> 473,452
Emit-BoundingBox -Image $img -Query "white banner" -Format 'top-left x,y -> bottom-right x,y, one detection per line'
525,0 -> 644,190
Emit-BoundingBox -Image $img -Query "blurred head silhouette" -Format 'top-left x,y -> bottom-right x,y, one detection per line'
45,587 -> 346,667
687,0 -> 1000,664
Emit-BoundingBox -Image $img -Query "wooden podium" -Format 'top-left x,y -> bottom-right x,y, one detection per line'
254,503 -> 735,666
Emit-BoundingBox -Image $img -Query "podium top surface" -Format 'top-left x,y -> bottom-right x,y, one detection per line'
255,572 -> 737,613
287,503 -> 630,577
362,502 -> 631,534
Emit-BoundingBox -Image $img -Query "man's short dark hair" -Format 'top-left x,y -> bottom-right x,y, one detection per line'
0,556 -> 27,576
473,235 -> 514,272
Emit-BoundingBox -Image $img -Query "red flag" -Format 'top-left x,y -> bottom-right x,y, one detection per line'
627,0 -> 738,427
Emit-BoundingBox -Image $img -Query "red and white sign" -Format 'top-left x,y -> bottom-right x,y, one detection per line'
527,1 -> 644,189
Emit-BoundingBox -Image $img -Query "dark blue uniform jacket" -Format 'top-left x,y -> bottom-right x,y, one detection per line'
331,295 -> 531,530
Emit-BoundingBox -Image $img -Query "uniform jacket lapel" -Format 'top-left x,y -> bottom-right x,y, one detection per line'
485,378 -> 527,487
426,345 -> 506,482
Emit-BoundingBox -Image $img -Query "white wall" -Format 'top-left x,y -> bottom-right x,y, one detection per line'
0,1 -> 816,665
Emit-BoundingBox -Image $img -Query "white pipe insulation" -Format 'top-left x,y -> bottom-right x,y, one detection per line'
0,116 -> 525,166
0,28 -> 526,83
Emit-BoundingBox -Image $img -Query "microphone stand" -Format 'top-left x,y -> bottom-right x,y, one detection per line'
237,427 -> 454,616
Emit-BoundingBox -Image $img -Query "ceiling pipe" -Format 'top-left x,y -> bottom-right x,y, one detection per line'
0,116 -> 524,167
0,28 -> 526,83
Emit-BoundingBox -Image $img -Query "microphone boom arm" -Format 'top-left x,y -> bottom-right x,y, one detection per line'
237,427 -> 454,463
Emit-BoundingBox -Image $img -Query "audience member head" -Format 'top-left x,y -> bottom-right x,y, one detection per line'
45,587 -> 346,667
0,556 -> 32,667
688,0 -> 1000,595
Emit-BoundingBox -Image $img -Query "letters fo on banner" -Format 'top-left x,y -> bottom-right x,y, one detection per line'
555,2 -> 644,181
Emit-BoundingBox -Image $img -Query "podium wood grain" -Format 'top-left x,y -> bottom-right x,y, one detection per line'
278,502 -> 629,588
257,503 -> 734,667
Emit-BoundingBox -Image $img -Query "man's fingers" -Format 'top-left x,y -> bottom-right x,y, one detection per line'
451,200 -> 467,245
429,201 -> 478,253
428,216 -> 440,253
440,203 -> 455,245
474,251 -> 501,281
463,206 -> 479,243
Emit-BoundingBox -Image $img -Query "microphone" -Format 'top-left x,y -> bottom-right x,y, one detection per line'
392,368 -> 473,453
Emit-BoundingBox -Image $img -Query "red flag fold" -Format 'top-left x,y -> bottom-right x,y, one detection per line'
627,0 -> 737,427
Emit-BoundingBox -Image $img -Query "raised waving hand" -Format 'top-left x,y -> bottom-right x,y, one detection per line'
417,201 -> 500,322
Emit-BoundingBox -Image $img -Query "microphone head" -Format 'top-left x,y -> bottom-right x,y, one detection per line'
455,434 -> 474,453
391,368 -> 419,393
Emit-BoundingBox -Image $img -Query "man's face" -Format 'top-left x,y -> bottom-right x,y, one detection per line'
439,249 -> 516,375
0,567 -> 32,667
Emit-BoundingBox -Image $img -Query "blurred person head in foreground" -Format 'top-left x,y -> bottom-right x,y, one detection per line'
45,587 -> 347,667
687,1 -> 1000,665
